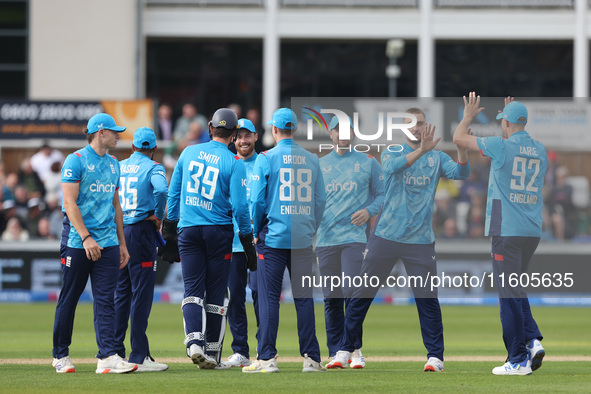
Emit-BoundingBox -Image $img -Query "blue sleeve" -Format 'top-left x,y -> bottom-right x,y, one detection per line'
365,158 -> 385,217
314,157 -> 326,230
231,158 -> 252,235
381,150 -> 408,175
151,163 -> 168,220
477,136 -> 505,169
61,153 -> 82,183
250,154 -> 270,237
166,152 -> 184,221
439,151 -> 470,181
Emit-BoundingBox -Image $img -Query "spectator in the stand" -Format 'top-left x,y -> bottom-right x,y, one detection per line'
36,216 -> 56,240
157,102 -> 174,142
440,217 -> 461,240
433,189 -> 456,232
548,166 -> 576,241
466,192 -> 486,238
30,141 -> 65,183
458,166 -> 487,203
2,172 -> 18,201
13,185 -> 30,221
2,217 -> 29,241
18,158 -> 45,199
43,161 -> 63,205
228,103 -> 242,118
179,121 -> 205,150
0,163 -> 5,192
26,197 -> 44,236
544,150 -> 560,189
437,178 -> 460,201
467,222 -> 485,238
45,194 -> 64,240
173,102 -> 208,144
246,108 -> 266,151
1,199 -> 18,234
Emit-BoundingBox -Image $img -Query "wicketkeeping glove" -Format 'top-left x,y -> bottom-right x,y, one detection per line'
239,232 -> 257,271
157,219 -> 180,264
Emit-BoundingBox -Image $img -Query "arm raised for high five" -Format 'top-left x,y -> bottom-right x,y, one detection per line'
453,91 -> 485,151
405,123 -> 441,167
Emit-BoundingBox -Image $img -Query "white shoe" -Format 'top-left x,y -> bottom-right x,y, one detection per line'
226,353 -> 252,367
350,349 -> 366,369
96,354 -> 138,374
302,354 -> 326,372
52,356 -> 75,373
188,344 -> 217,369
136,356 -> 169,372
527,339 -> 545,372
424,357 -> 444,372
242,357 -> 279,373
492,358 -> 532,375
325,350 -> 350,369
214,361 -> 233,370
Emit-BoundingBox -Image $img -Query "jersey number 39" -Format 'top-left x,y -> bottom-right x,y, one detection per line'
186,161 -> 219,200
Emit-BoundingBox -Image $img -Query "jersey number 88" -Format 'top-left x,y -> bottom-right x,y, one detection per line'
279,168 -> 312,202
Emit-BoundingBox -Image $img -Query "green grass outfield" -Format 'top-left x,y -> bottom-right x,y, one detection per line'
1,303 -> 590,392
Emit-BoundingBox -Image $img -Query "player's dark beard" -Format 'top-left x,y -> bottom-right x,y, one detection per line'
237,142 -> 253,156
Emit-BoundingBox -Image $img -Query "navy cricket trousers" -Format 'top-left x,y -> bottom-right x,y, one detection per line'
316,243 -> 365,357
179,225 -> 233,355
227,252 -> 260,358
338,235 -> 444,361
53,245 -> 121,359
114,220 -> 158,363
491,236 -> 543,364
255,239 -> 321,362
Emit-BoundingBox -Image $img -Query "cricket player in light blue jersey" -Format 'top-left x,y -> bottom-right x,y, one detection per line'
224,118 -> 260,368
165,108 -> 256,370
243,108 -> 326,373
114,127 -> 169,372
53,113 -> 137,374
316,115 -> 384,368
454,93 -> 548,376
329,107 -> 470,372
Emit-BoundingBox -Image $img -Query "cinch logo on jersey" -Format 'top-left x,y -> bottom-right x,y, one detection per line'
326,180 -> 358,192
404,172 -> 431,186
89,180 -> 117,192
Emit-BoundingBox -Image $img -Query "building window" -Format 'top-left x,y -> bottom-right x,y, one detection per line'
0,0 -> 28,98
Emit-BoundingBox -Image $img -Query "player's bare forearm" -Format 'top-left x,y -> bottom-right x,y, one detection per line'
456,136 -> 469,164
405,146 -> 427,167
